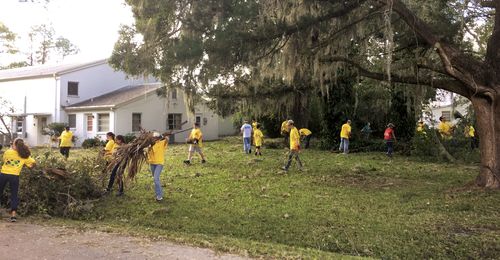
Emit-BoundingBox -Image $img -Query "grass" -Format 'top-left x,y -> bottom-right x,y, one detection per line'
35,137 -> 500,259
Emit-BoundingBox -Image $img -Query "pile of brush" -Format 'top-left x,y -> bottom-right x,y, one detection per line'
108,130 -> 160,181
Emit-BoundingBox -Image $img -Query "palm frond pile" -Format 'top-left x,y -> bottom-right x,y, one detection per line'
108,131 -> 157,180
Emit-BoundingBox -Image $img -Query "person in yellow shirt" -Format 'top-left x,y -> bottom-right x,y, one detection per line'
438,117 -> 453,139
281,120 -> 303,172
0,138 -> 36,222
281,120 -> 290,146
148,132 -> 168,201
416,120 -> 427,136
105,135 -> 126,196
339,120 -> 351,154
253,123 -> 264,156
58,126 -> 73,159
299,128 -> 312,149
102,132 -> 116,161
184,122 -> 206,165
465,124 -> 478,150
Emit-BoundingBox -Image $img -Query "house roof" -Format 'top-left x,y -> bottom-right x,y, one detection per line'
0,59 -> 108,82
65,84 -> 161,111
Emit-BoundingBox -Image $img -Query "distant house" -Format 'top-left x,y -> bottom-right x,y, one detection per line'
65,83 -> 235,144
424,91 -> 469,126
0,60 -> 235,146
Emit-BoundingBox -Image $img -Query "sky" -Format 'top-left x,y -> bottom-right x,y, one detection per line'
0,0 -> 135,64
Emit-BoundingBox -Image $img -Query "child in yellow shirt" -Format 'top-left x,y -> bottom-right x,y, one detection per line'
0,138 -> 36,222
281,120 -> 303,172
183,122 -> 206,165
105,135 -> 126,196
253,123 -> 264,156
147,132 -> 168,201
58,126 -> 73,160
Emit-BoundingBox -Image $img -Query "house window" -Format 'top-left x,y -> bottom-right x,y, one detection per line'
132,113 -> 141,132
171,88 -> 177,100
441,111 -> 451,121
16,120 -> 24,133
167,113 -> 182,130
40,117 -> 47,128
98,113 -> 109,132
68,81 -> 79,96
68,114 -> 76,128
196,116 -> 201,125
86,115 -> 93,131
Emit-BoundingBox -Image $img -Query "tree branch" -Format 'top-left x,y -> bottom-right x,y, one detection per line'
322,56 -> 471,97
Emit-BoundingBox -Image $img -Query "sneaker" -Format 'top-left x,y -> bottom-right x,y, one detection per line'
201,159 -> 206,164
183,160 -> 191,165
9,216 -> 16,222
103,188 -> 110,195
281,166 -> 288,171
155,197 -> 163,202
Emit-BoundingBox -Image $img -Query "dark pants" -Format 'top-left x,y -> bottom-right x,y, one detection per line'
0,173 -> 20,211
284,150 -> 303,170
470,137 -> 478,150
386,141 -> 394,157
302,135 -> 312,149
107,163 -> 124,193
60,147 -> 70,159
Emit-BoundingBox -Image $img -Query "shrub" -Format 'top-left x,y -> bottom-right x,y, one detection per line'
124,133 -> 137,143
11,151 -> 108,217
82,137 -> 105,149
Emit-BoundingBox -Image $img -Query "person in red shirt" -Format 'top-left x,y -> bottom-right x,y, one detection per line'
384,123 -> 397,158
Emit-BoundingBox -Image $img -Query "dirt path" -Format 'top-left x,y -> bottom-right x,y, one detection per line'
0,221 -> 248,260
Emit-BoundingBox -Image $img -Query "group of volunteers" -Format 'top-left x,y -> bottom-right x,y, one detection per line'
0,115 -> 477,222
101,122 -> 206,200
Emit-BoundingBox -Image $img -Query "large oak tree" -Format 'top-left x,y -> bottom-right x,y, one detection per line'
111,0 -> 500,188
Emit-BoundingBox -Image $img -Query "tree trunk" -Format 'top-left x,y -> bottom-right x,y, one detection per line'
472,94 -> 500,188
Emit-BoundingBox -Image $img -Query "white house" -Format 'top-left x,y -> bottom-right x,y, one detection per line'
424,91 -> 469,127
0,60 -> 236,146
65,83 -> 235,144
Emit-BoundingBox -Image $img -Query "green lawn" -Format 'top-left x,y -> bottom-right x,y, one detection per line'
46,137 -> 499,259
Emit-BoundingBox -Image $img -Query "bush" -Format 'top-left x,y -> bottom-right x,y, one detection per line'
11,150 -> 108,217
124,133 -> 137,143
82,137 -> 105,149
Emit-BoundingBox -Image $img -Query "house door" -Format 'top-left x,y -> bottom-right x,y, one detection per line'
85,114 -> 94,138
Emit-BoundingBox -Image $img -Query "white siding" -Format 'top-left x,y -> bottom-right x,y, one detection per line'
0,77 -> 56,146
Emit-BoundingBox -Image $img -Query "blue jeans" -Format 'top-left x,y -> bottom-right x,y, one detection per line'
386,141 -> 394,157
150,164 -> 164,199
107,163 -> 124,193
243,137 -> 251,153
339,138 -> 349,153
0,173 -> 19,211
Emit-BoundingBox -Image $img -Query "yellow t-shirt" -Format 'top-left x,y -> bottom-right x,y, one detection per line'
289,127 -> 300,150
416,123 -> 425,132
438,122 -> 452,136
281,121 -> 289,134
340,124 -> 351,139
104,139 -> 115,159
299,128 -> 312,136
253,129 -> 263,146
468,126 -> 475,137
147,139 -> 167,164
59,130 -> 73,147
189,128 -> 203,147
112,143 -> 121,155
252,122 -> 257,130
1,149 -> 36,175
